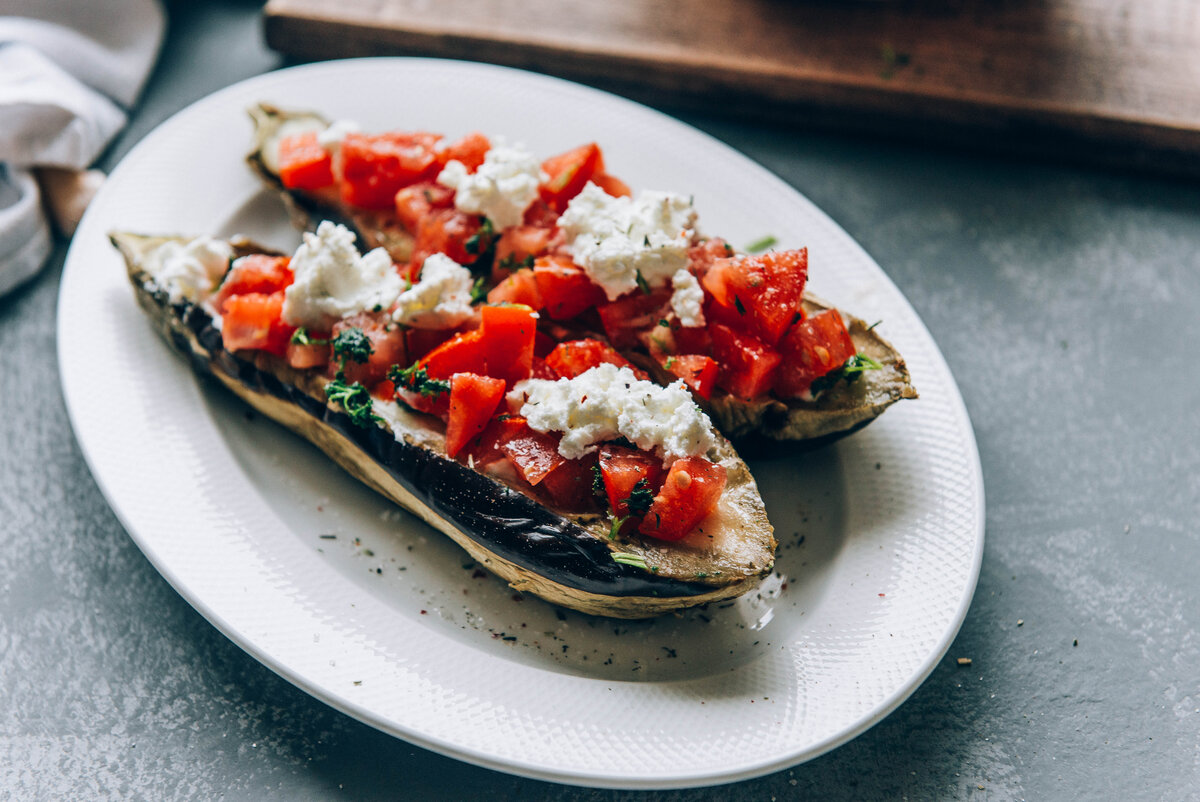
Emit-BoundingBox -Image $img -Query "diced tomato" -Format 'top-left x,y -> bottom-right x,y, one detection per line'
532,255 -> 606,319
638,457 -> 726,541
671,322 -> 712,356
487,268 -> 543,309
709,323 -> 781,400
395,385 -> 449,418
286,338 -> 330,370
436,132 -> 491,172
665,354 -> 718,399
213,254 -> 291,314
774,309 -> 857,398
340,130 -> 442,209
418,328 -> 487,379
539,143 -> 603,212
687,238 -> 735,280
598,444 -> 664,518
332,312 -> 408,387
464,414 -> 528,468
591,172 -> 631,198
538,451 -> 600,511
596,287 -> 672,349
493,225 -> 555,279
545,339 -> 637,379
700,249 -> 808,345
445,373 -> 506,457
499,422 -> 564,486
405,327 -> 452,361
372,379 -> 396,400
412,208 -> 485,267
277,132 -> 333,191
221,291 -> 294,356
394,181 -> 454,232
530,356 -> 558,380
480,304 -> 537,385
522,199 -> 562,228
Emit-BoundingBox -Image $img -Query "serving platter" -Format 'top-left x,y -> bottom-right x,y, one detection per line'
58,58 -> 984,788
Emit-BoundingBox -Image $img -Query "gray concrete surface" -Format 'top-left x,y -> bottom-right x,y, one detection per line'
2,2 -> 1198,799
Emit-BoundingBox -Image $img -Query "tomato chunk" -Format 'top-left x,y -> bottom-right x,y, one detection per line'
286,337 -> 331,370
445,373 -> 506,457
332,312 -> 408,388
539,143 -> 603,212
545,339 -> 637,379
500,421 -> 565,486
533,255 -> 606,320
596,287 -> 672,349
221,291 -> 294,356
487,268 -> 543,309
340,130 -> 442,209
638,457 -> 726,541
700,249 -> 808,345
213,254 -> 291,314
538,451 -> 600,511
493,225 -> 555,278
665,354 -> 718,400
277,132 -> 333,191
419,329 -> 487,379
598,444 -> 664,518
437,131 -> 491,172
480,304 -> 537,385
591,172 -> 631,198
710,323 -> 781,400
412,208 -> 485,267
774,309 -> 857,398
394,181 -> 454,232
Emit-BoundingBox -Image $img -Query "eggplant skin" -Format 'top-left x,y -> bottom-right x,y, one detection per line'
110,232 -> 776,618
247,102 -> 915,447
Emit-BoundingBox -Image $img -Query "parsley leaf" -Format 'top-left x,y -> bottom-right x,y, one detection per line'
290,327 -> 329,346
745,235 -> 778,253
389,362 -> 451,398
611,552 -> 650,571
324,379 -> 381,428
331,327 -> 373,365
622,478 -> 654,515
592,463 -> 606,498
809,353 -> 883,395
734,295 -> 747,316
635,270 -> 651,295
463,218 -> 495,256
469,275 -> 488,305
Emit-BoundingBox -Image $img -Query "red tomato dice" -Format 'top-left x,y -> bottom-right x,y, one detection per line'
418,329 -> 487,379
394,181 -> 454,232
412,208 -> 485,267
213,254 -> 291,315
445,372 -> 506,457
700,248 -> 808,346
286,337 -> 331,370
665,354 -> 718,399
499,422 -> 565,486
774,309 -> 857,398
487,268 -> 543,309
493,225 -> 555,278
596,287 -> 672,349
340,130 -> 442,209
532,255 -> 606,320
436,131 -> 491,172
538,452 -> 600,511
539,142 -> 603,212
545,339 -> 638,379
638,457 -> 727,541
277,132 -> 333,191
598,444 -> 664,518
332,312 -> 408,388
221,291 -> 294,356
709,323 -> 781,400
480,304 -> 537,385
591,172 -> 631,198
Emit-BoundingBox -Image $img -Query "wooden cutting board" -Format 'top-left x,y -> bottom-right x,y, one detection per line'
263,0 -> 1200,177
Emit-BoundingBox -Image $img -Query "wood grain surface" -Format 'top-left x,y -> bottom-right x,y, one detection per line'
263,0 -> 1200,176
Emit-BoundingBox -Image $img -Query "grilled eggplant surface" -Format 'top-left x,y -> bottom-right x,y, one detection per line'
246,103 -> 915,447
112,232 -> 776,618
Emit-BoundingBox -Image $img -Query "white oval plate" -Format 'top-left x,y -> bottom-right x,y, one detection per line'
58,59 -> 983,789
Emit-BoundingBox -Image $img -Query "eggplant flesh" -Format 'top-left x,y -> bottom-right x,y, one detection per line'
111,232 -> 776,618
247,103 -> 915,446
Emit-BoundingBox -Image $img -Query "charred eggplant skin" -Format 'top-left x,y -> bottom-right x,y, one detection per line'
116,234 -> 749,615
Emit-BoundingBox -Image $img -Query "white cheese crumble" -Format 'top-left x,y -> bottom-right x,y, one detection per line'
391,253 -> 475,329
317,119 -> 361,151
437,142 -> 543,229
510,363 -> 718,463
558,183 -> 697,301
669,268 -> 706,328
281,221 -> 402,328
144,236 -> 233,304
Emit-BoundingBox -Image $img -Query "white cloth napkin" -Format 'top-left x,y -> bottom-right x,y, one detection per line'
0,1 -> 164,296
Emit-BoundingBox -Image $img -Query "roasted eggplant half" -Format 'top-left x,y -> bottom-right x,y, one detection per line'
246,103 -> 915,448
111,231 -> 776,618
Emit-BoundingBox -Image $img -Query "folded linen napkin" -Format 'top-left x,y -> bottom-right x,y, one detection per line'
0,1 -> 164,296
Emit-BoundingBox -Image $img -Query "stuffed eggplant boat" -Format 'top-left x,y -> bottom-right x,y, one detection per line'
112,225 -> 776,618
247,103 -> 916,446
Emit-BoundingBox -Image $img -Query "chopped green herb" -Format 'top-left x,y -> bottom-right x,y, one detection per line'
745,235 -> 778,253
663,356 -> 676,370
621,478 -> 654,515
463,218 -> 495,256
332,327 -> 373,365
592,463 -> 606,498
657,319 -> 670,327
866,319 -> 883,331
611,552 -> 650,570
635,270 -> 651,295
609,514 -> 629,540
498,253 -> 535,272
809,353 -> 883,395
695,572 -> 708,579
734,295 -> 747,316
723,241 -> 734,255
324,379 -> 381,428
290,327 -> 329,346
469,275 -> 488,305
643,235 -> 651,247
389,362 -> 451,398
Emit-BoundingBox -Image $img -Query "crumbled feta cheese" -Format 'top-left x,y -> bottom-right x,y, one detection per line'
437,143 -> 543,229
510,363 -> 718,462
391,253 -> 475,330
669,268 -> 706,328
317,119 -> 361,151
559,183 -> 697,301
282,221 -> 402,328
144,236 -> 232,304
